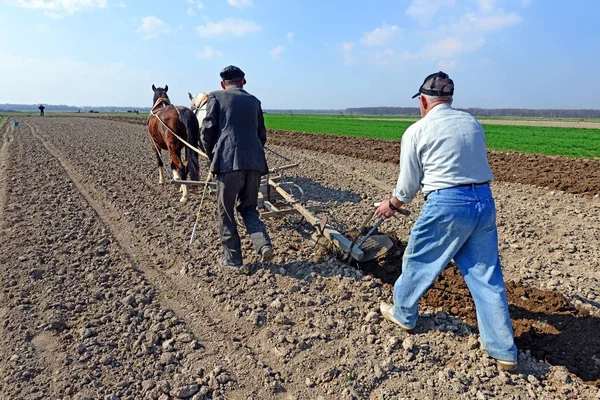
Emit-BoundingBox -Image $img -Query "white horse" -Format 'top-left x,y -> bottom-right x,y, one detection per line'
188,92 -> 209,128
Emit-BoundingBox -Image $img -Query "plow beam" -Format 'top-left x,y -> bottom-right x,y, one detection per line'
268,178 -> 365,261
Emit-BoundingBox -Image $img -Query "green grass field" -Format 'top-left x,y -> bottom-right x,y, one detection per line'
265,114 -> 600,159
2,112 -> 598,158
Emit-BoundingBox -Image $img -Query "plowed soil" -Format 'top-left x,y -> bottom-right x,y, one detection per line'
1,117 -> 599,399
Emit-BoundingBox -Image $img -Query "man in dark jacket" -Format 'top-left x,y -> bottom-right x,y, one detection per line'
201,65 -> 274,272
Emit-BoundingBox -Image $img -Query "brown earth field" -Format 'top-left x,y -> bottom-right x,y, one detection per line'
1,117 -> 599,399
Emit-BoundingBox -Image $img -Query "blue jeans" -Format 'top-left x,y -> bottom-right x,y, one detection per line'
392,184 -> 517,362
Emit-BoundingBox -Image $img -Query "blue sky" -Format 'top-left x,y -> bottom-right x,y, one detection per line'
1,0 -> 599,110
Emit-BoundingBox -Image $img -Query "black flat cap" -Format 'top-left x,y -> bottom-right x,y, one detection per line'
220,65 -> 246,82
412,71 -> 454,99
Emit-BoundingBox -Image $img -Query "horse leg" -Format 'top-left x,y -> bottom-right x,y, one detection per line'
169,150 -> 189,203
154,147 -> 165,184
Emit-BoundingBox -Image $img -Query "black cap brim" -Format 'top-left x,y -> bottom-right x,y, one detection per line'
412,92 -> 420,99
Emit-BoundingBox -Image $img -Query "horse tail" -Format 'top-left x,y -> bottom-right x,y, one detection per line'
178,108 -> 200,182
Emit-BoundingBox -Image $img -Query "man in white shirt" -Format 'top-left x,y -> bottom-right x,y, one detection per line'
376,71 -> 518,371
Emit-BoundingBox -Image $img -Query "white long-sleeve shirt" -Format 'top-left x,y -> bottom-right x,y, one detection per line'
393,103 -> 494,203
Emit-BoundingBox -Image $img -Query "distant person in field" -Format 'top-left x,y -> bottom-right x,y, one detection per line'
200,65 -> 273,274
38,104 -> 45,117
375,71 -> 518,371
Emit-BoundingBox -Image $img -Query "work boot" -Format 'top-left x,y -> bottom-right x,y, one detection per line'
495,359 -> 518,372
259,245 -> 274,263
380,302 -> 415,334
218,256 -> 241,272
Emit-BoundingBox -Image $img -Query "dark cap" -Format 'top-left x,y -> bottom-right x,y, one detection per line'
220,65 -> 246,82
412,71 -> 454,99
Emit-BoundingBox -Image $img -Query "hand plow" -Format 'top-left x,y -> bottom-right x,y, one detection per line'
178,147 -> 408,262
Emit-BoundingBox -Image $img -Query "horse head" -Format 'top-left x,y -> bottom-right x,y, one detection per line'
152,84 -> 169,105
189,91 -> 209,121
188,92 -> 208,111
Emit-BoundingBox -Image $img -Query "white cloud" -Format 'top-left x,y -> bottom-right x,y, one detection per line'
137,16 -> 171,40
287,32 -> 294,43
117,2 -> 126,8
6,0 -> 107,16
406,0 -> 455,25
338,42 -> 355,66
197,46 -> 223,59
388,2 -> 521,66
227,0 -> 252,8
186,0 -> 203,16
477,0 -> 495,11
269,46 -> 285,60
360,23 -> 400,47
197,17 -> 261,38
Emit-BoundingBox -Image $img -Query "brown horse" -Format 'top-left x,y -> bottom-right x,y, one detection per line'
147,84 -> 201,202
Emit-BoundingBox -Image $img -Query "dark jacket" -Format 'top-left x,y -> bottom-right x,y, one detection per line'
200,87 -> 268,174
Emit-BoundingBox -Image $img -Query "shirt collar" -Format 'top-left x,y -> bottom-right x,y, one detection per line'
426,103 -> 452,116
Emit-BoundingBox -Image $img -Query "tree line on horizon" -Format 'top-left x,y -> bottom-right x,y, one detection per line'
3,103 -> 600,118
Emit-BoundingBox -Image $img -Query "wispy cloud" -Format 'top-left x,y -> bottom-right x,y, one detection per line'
6,0 -> 107,17
186,0 -> 203,16
406,0 -> 455,25
227,0 -> 252,8
338,42 -> 355,66
360,23 -> 401,47
388,1 -> 522,67
137,16 -> 171,40
287,32 -> 294,43
452,10 -> 522,33
477,0 -> 495,12
197,17 -> 261,38
269,46 -> 285,60
197,46 -> 223,59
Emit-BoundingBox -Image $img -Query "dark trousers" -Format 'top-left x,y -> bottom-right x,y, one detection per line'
215,170 -> 271,265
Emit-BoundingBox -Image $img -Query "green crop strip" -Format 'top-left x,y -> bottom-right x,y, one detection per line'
265,114 -> 600,159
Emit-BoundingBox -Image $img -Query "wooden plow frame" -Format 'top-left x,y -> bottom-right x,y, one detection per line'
172,157 -> 366,261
